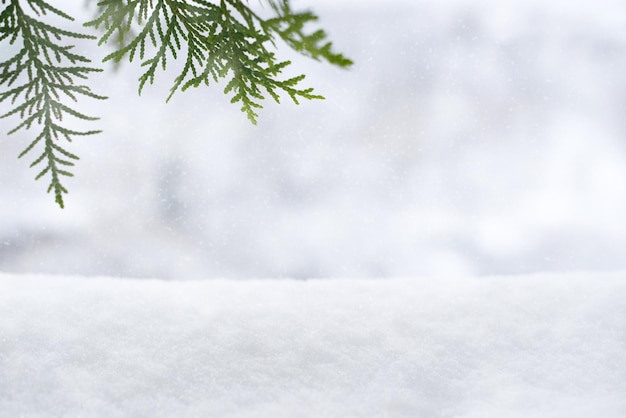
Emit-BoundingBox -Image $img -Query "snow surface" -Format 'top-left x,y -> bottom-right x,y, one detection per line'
2,272 -> 626,417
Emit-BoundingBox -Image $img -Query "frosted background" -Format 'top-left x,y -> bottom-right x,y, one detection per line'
1,0 -> 626,279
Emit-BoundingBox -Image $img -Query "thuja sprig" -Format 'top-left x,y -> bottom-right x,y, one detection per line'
263,0 -> 353,67
1,0 -> 351,208
86,0 -> 353,123
0,0 -> 106,208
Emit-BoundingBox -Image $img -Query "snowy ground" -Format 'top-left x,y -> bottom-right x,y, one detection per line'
2,271 -> 626,417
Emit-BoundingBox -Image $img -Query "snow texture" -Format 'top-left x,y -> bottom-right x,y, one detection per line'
2,272 -> 626,417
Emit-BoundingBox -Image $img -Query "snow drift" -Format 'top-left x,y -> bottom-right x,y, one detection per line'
1,272 -> 625,417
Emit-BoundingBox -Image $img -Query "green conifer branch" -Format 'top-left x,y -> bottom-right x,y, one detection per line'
1,0 -> 351,208
87,0 -> 352,123
0,0 -> 106,208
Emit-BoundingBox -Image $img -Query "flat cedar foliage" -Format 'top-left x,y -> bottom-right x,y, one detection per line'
0,0 -> 352,208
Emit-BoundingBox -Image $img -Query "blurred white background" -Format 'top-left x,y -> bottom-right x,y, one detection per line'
2,0 -> 626,279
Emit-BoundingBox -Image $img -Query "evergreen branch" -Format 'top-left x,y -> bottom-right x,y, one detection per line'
0,0 -> 107,208
263,10 -> 353,67
85,0 -> 138,47
0,0 -> 351,208
24,0 -> 75,20
89,0 -> 352,122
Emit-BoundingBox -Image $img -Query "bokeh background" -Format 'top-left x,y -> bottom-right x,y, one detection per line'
2,0 -> 626,279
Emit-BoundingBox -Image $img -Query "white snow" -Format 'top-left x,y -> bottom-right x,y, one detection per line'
2,272 -> 626,417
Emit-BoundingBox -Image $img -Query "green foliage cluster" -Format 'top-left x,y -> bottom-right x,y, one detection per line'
0,0 -> 106,207
0,0 -> 352,208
